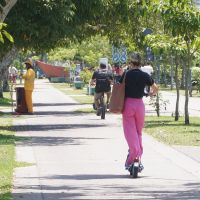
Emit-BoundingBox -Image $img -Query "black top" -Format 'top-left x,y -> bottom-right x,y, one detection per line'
92,70 -> 113,80
120,69 -> 154,98
92,70 -> 113,92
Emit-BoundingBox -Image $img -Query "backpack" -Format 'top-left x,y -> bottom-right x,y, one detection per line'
95,71 -> 111,93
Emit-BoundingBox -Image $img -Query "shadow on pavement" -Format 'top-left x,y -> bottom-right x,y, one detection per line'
33,111 -> 86,116
45,174 -> 131,180
12,181 -> 200,200
17,136 -> 106,146
34,103 -> 85,107
1,123 -> 108,132
2,111 -> 90,117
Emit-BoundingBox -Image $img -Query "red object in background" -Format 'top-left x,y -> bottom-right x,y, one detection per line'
36,61 -> 68,78
113,66 -> 124,76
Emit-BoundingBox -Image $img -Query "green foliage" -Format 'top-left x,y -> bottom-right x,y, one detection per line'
5,0 -> 75,51
13,59 -> 21,70
155,0 -> 200,40
192,66 -> 200,80
191,67 -> 200,93
4,0 -> 110,53
48,35 -> 112,67
0,22 -> 13,44
48,47 -> 77,61
79,68 -> 93,84
77,35 -> 112,67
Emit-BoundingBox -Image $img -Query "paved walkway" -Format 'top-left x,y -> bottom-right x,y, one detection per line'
12,80 -> 200,200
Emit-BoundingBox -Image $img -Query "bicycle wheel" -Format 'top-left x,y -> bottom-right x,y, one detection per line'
99,95 -> 106,119
101,105 -> 106,119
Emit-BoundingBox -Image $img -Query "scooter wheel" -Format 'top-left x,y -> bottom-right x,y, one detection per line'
132,166 -> 139,178
130,163 -> 139,178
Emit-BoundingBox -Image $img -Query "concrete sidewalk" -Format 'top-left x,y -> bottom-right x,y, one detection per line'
12,80 -> 200,200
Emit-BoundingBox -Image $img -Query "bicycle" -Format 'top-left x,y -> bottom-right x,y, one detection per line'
93,92 -> 107,120
99,92 -> 106,119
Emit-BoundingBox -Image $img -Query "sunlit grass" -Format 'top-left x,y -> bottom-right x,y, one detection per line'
160,87 -> 200,97
74,108 -> 95,113
72,95 -> 93,104
144,116 -> 200,146
52,83 -> 87,95
0,115 -> 15,200
0,92 -> 12,107
52,83 -> 94,104
0,114 -> 32,200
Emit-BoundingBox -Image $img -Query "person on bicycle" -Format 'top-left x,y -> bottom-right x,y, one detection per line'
91,63 -> 113,115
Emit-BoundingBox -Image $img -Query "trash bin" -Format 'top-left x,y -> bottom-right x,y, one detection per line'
15,86 -> 28,113
87,86 -> 95,95
74,76 -> 84,89
74,82 -> 84,89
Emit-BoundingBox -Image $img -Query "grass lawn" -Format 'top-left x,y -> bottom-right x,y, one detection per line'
0,87 -> 25,199
0,114 -> 15,199
52,83 -> 87,95
160,87 -> 200,98
0,92 -> 12,107
74,108 -> 95,113
0,114 -> 31,200
72,95 -> 93,104
144,116 -> 200,146
52,83 -> 94,104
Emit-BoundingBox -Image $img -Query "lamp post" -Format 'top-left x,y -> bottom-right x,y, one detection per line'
143,28 -> 154,63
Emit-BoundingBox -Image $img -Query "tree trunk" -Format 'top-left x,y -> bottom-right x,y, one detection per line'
0,79 -> 3,98
163,65 -> 167,87
0,0 -> 18,22
0,66 -> 8,98
174,55 -> 180,121
0,46 -> 18,69
184,43 -> 190,125
189,69 -> 192,97
0,47 -> 18,100
181,61 -> 185,89
3,80 -> 9,92
170,57 -> 174,90
156,94 -> 160,117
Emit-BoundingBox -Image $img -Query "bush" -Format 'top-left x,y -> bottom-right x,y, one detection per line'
79,68 -> 93,84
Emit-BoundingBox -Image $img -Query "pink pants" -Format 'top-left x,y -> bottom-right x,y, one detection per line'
122,98 -> 145,166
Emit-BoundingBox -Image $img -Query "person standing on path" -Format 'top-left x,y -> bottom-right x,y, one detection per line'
22,59 -> 35,114
120,53 -> 158,173
8,65 -> 18,84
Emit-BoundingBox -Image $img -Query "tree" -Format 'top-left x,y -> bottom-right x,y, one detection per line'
48,35 -> 112,68
0,0 -> 17,22
0,0 -> 16,97
0,22 -> 14,97
157,0 -> 200,124
0,0 -> 109,97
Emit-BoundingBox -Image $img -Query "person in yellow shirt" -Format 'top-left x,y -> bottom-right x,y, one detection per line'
22,59 -> 35,114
